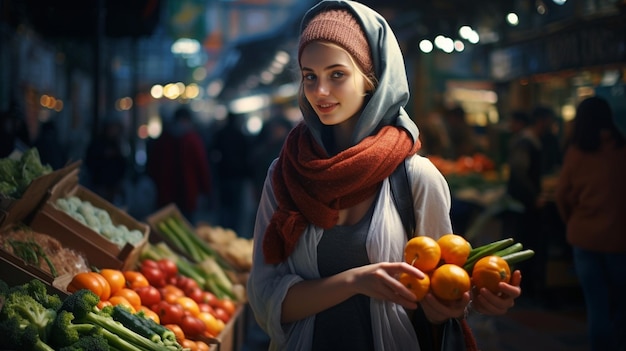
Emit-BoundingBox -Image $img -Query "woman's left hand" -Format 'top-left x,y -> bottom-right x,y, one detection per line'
471,270 -> 522,315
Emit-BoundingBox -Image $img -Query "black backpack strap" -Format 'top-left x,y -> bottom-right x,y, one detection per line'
389,159 -> 415,240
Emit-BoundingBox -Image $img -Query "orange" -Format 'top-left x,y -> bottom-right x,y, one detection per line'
176,296 -> 200,317
471,255 -> 511,293
404,236 -> 441,272
165,324 -> 185,343
430,264 -> 471,301
91,272 -> 111,301
100,269 -> 126,295
437,234 -> 472,266
181,339 -> 197,351
398,272 -> 430,301
113,288 -> 142,310
108,295 -> 136,313
67,272 -> 105,298
197,311 -> 223,337
138,306 -> 160,324
162,284 -> 186,304
196,340 -> 210,351
123,271 -> 150,289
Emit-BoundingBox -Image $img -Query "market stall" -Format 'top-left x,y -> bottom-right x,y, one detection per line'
0,148 -> 253,351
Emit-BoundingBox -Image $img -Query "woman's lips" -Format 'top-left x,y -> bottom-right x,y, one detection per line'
316,103 -> 338,114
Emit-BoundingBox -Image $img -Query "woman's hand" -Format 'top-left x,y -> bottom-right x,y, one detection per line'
471,270 -> 522,315
419,291 -> 471,324
352,261 -> 426,310
282,261 -> 425,323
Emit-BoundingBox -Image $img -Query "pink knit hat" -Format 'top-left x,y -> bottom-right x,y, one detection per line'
298,9 -> 373,75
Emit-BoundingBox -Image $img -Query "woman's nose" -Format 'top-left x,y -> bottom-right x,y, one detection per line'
314,79 -> 330,96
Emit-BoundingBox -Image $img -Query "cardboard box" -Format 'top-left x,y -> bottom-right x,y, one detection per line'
0,161 -> 81,230
44,168 -> 149,271
0,251 -> 70,297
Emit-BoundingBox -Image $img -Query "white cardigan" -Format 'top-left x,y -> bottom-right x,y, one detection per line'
247,154 -> 453,350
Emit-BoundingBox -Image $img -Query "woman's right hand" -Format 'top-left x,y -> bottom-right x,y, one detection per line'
351,261 -> 426,309
282,261 -> 426,323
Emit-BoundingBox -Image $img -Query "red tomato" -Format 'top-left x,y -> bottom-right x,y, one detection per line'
141,259 -> 160,269
213,307 -> 230,324
157,259 -> 178,279
134,285 -> 161,307
175,276 -> 199,294
201,291 -> 218,307
152,301 -> 184,325
179,314 -> 206,338
141,265 -> 166,288
218,299 -> 236,317
198,303 -> 215,315
186,288 -> 204,304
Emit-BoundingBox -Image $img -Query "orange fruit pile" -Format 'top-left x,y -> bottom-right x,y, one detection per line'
400,233 -> 472,301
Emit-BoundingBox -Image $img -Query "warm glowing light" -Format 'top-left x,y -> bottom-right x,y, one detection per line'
419,39 -> 433,53
507,13 -> 519,26
184,83 -> 200,99
151,85 -> 164,99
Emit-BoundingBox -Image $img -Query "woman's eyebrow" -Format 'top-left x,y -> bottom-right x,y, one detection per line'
301,63 -> 347,71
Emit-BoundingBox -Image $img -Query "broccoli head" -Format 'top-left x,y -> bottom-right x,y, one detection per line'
58,288 -> 100,318
48,309 -> 102,348
9,278 -> 63,310
58,334 -> 110,351
0,290 -> 56,342
0,318 -> 55,351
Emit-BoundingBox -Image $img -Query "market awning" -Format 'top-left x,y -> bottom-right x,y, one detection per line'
208,3 -> 309,102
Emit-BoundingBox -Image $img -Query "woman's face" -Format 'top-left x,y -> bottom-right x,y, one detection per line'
300,41 -> 368,126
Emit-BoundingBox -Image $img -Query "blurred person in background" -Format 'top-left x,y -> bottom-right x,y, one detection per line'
537,106 -> 563,176
209,111 -> 253,237
503,105 -> 556,300
443,106 -> 477,159
555,96 -> 626,351
34,119 -> 67,170
84,118 -> 128,205
147,106 -> 212,223
249,110 -> 293,203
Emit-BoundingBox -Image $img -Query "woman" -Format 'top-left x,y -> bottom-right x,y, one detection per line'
555,96 -> 626,351
247,1 -> 522,350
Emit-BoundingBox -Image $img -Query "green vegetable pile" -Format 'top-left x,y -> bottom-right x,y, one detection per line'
0,279 -> 186,351
0,148 -> 53,199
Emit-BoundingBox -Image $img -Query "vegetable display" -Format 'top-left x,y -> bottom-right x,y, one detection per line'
153,215 -> 219,263
54,196 -> 144,249
1,273 -> 232,351
399,233 -> 534,301
60,254 -> 240,348
0,148 -> 53,199
141,241 -> 243,301
0,278 -> 179,351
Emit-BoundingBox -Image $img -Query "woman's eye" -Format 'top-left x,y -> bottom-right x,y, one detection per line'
331,71 -> 345,79
303,73 -> 316,81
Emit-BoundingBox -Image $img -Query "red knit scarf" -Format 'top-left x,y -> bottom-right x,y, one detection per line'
263,122 -> 421,264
